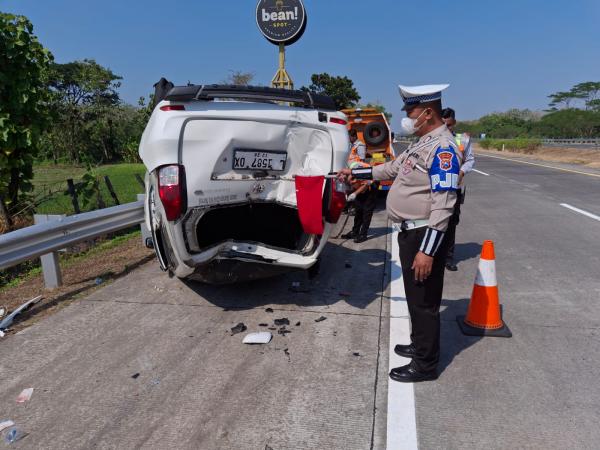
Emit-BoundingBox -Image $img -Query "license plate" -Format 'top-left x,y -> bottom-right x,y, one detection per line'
233,150 -> 287,171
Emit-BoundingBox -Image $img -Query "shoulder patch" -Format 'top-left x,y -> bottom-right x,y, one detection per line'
429,146 -> 460,192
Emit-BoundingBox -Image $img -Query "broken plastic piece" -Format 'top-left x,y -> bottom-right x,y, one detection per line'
230,323 -> 247,335
259,323 -> 269,327
295,321 -> 301,326
0,330 -> 4,338
274,318 -> 290,326
0,296 -> 43,330
265,308 -> 274,313
353,352 -> 360,357
0,421 -> 15,433
278,328 -> 292,335
242,332 -> 272,344
131,373 -> 140,379
16,388 -> 33,403
4,427 -> 27,444
315,316 -> 327,322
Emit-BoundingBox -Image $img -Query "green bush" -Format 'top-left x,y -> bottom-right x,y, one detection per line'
479,138 -> 542,154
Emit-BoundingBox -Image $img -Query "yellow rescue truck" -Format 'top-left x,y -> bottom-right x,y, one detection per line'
342,107 -> 396,191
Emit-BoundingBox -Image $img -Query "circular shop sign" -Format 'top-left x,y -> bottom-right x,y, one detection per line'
256,0 -> 307,46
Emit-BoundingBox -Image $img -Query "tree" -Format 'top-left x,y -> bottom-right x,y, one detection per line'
224,70 -> 255,86
0,13 -> 53,207
547,91 -> 580,110
46,59 -> 123,163
302,73 -> 360,110
572,82 -> 600,109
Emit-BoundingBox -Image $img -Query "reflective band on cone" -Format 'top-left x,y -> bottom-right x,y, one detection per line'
457,240 -> 512,338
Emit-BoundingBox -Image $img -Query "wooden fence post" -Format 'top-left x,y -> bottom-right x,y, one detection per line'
66,179 -> 81,214
104,176 -> 120,205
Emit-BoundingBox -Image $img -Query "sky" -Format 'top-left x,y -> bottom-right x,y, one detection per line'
2,0 -> 599,129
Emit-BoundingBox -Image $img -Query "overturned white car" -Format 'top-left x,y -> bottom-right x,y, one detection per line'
139,84 -> 349,283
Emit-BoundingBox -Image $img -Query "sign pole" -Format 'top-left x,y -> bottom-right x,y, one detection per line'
271,43 -> 293,89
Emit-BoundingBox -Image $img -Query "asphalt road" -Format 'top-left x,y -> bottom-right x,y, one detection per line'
1,152 -> 600,449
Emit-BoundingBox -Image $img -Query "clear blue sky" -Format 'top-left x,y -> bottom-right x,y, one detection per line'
3,0 -> 599,128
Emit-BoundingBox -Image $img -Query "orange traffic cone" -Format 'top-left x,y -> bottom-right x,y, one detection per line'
457,240 -> 512,337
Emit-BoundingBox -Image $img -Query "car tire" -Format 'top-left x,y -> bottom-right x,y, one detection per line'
364,122 -> 388,146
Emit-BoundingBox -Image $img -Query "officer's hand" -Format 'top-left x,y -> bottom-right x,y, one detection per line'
412,251 -> 433,282
347,192 -> 357,202
337,168 -> 352,182
458,170 -> 465,186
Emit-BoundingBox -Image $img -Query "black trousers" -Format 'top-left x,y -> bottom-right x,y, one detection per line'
398,227 -> 450,372
445,190 -> 463,263
351,188 -> 378,237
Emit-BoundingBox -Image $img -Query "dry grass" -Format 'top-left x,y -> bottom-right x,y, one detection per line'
0,235 -> 154,334
473,144 -> 600,169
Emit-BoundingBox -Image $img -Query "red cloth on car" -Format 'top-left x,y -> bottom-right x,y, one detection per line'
295,175 -> 324,235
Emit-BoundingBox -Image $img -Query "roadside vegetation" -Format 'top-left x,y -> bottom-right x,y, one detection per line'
457,82 -> 600,139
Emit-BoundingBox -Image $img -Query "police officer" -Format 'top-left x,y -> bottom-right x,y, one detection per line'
342,129 -> 378,243
339,84 -> 462,382
441,107 -> 475,271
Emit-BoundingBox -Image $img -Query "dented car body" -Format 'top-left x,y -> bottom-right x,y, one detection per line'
139,85 -> 349,283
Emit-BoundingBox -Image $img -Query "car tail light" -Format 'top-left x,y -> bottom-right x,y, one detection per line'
329,117 -> 347,125
158,165 -> 185,221
160,104 -> 185,111
327,179 -> 347,223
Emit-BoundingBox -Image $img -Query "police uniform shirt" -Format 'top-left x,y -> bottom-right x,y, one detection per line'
353,124 -> 462,256
455,133 -> 475,174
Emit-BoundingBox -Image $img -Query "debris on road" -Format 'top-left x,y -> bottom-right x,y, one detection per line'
265,308 -> 274,313
278,327 -> 292,336
242,332 -> 272,344
0,296 -> 43,330
0,421 -> 15,433
353,352 -> 360,357
259,323 -> 269,327
315,316 -> 327,322
94,277 -> 104,285
230,323 -> 247,335
295,321 -> 301,326
283,348 -> 291,361
0,330 -> 4,338
131,373 -> 140,379
265,445 -> 274,450
16,388 -> 33,403
268,327 -> 276,331
4,427 -> 27,444
150,379 -> 160,386
0,307 -> 5,320
274,318 -> 290,326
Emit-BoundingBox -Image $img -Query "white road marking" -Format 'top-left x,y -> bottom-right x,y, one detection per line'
560,203 -> 600,222
387,229 -> 418,450
472,168 -> 490,176
477,152 -> 600,178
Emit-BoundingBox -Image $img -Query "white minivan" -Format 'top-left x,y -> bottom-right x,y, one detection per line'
139,84 -> 349,283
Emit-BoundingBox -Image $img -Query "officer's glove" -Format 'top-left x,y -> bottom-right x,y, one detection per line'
347,193 -> 357,202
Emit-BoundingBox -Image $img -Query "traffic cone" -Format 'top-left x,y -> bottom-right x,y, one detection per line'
457,240 -> 511,337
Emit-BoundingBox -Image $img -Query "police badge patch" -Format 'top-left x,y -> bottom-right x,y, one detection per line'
429,146 -> 460,192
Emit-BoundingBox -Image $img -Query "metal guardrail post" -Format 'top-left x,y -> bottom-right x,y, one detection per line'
34,214 -> 66,289
137,194 -> 151,247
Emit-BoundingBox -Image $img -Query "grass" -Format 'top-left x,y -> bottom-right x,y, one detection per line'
32,162 -> 147,215
0,228 -> 141,292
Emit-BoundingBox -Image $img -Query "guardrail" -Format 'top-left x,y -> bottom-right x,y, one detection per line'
541,138 -> 600,148
0,197 -> 147,288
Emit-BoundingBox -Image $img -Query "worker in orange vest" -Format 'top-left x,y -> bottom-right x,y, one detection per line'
342,130 -> 378,243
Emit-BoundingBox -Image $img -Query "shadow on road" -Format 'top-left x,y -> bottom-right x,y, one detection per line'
182,240 -> 392,312
438,297 -> 482,374
454,242 -> 482,264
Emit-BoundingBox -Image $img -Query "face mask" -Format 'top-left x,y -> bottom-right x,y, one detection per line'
399,109 -> 428,135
